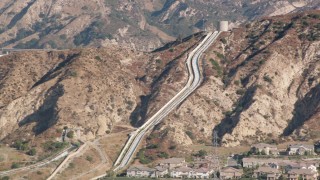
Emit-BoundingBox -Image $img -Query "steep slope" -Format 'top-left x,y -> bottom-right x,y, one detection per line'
0,0 -> 319,50
138,10 -> 320,163
0,32 -> 205,151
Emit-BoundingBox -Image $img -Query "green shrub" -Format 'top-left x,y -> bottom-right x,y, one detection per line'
27,148 -> 36,156
220,38 -> 227,44
185,131 -> 195,140
137,148 -> 152,164
59,34 -> 67,40
234,80 -> 240,86
263,75 -> 272,83
43,141 -> 68,153
11,163 -> 20,169
69,163 -> 75,168
146,144 -> 159,149
67,131 -> 74,138
13,140 -> 29,151
236,89 -> 245,95
210,58 -> 223,76
69,71 -> 77,77
196,150 -> 207,157
0,176 -> 10,180
95,56 -> 102,61
158,152 -> 168,158
86,156 -> 93,162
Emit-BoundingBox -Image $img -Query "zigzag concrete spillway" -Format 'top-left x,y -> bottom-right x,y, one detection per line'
109,31 -> 220,174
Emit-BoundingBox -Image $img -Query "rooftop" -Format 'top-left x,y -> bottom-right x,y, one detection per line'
127,165 -> 155,172
288,169 -> 317,175
172,166 -> 193,173
254,166 -> 280,174
220,167 -> 243,173
289,144 -> 314,149
159,158 -> 185,164
252,143 -> 277,149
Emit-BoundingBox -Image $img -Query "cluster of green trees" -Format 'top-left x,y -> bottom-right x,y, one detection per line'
43,141 -> 68,153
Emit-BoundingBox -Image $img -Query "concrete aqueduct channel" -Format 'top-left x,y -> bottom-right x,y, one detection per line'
112,31 -> 221,173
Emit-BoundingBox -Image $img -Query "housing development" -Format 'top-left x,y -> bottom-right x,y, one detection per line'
126,142 -> 320,179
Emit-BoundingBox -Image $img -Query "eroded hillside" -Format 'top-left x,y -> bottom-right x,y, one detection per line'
138,10 -> 320,163
0,32 -> 205,151
0,0 -> 319,50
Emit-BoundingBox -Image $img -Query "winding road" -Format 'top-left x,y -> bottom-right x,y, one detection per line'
111,31 -> 220,174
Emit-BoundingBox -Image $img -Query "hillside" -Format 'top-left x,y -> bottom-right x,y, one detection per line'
0,9 -> 319,179
0,0 -> 319,50
140,10 -> 320,162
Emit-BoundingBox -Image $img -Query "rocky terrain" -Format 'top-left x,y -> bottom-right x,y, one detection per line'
0,0 -> 319,50
0,31 -> 205,149
0,8 -> 319,177
140,10 -> 320,162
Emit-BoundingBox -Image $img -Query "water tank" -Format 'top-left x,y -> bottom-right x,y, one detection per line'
219,21 -> 229,32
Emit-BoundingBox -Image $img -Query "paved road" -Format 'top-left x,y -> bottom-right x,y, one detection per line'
0,146 -> 74,176
109,31 -> 220,174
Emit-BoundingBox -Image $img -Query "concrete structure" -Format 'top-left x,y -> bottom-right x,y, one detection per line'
126,165 -> 156,178
251,143 -> 279,155
287,144 -> 315,155
219,21 -> 229,31
287,169 -> 318,180
253,166 -> 281,180
220,167 -> 243,179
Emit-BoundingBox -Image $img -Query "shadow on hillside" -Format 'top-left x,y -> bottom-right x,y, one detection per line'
282,84 -> 320,136
18,83 -> 64,135
213,86 -> 257,144
31,53 -> 79,89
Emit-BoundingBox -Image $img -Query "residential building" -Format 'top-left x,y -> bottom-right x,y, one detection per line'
242,158 -> 288,168
170,166 -> 193,178
193,159 -> 211,169
251,143 -> 279,155
127,165 -> 156,178
226,155 -> 241,168
253,166 -> 281,180
242,158 -> 317,169
287,169 -> 319,180
154,166 -> 169,178
220,167 -> 243,179
191,168 -> 212,179
159,158 -> 186,169
287,144 -> 315,155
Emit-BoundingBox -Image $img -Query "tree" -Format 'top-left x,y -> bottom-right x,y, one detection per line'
197,150 -> 208,157
0,176 -> 10,180
261,149 -> 266,155
86,156 -> 93,162
67,131 -> 74,138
